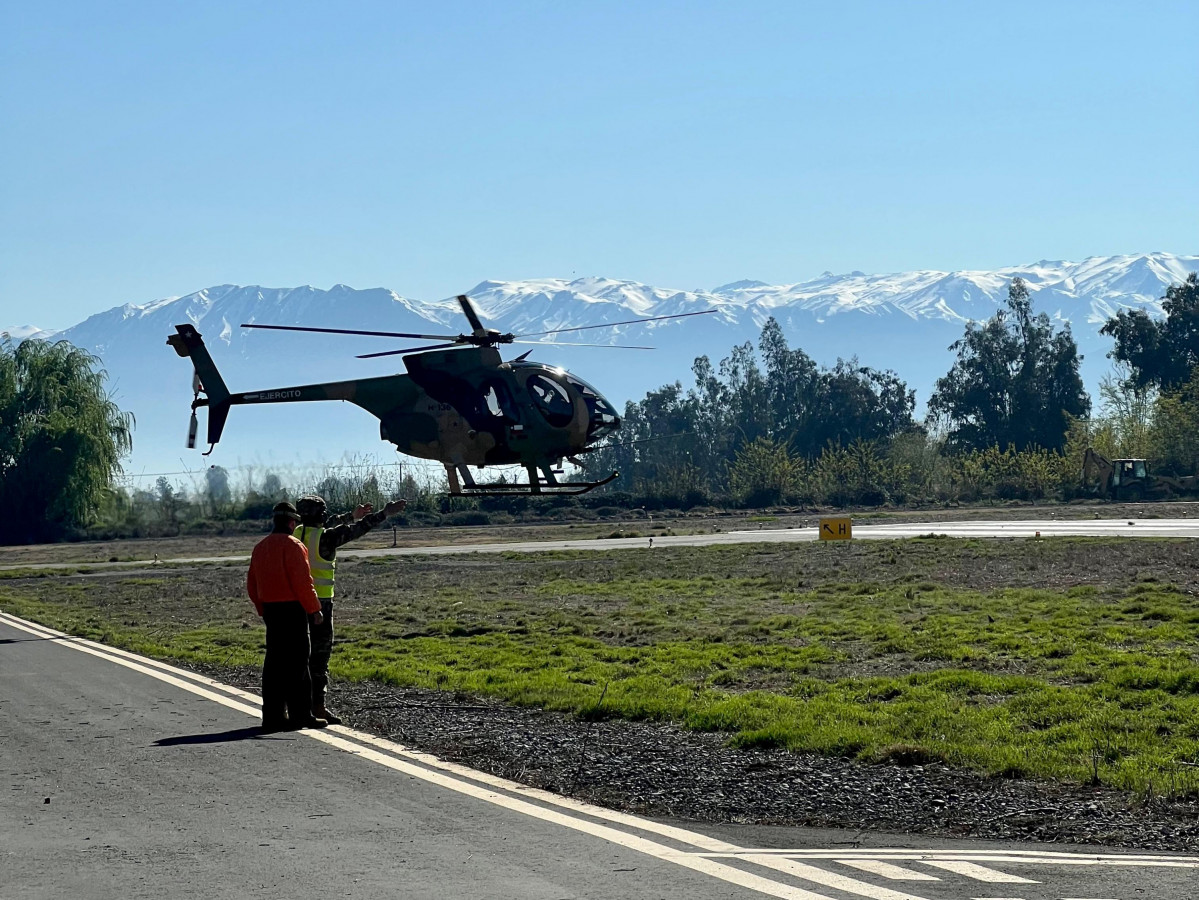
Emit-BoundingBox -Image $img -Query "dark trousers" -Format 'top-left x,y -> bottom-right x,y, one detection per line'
261,601 -> 313,724
309,599 -> 334,707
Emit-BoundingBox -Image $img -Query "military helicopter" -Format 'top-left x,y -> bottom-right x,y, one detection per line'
167,295 -> 714,495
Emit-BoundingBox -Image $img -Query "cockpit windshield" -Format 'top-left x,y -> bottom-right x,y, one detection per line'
564,373 -> 621,442
528,374 -> 575,427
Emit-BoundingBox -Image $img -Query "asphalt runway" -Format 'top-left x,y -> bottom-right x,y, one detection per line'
3,611 -> 1198,900
334,516 -> 1199,558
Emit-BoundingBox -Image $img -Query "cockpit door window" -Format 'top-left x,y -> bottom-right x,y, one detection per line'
483,380 -> 519,423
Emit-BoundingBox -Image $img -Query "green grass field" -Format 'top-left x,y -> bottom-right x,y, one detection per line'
4,536 -> 1199,795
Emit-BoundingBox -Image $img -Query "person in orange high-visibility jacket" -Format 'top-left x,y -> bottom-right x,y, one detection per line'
247,501 -> 328,732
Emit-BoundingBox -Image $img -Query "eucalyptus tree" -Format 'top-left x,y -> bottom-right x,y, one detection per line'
204,465 -> 233,518
809,361 -> 916,456
1101,272 -> 1199,391
719,340 -> 771,450
759,318 -> 820,452
758,318 -> 914,458
929,278 -> 1089,453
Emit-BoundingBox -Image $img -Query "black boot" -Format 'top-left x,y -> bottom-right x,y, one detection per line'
314,705 -> 342,725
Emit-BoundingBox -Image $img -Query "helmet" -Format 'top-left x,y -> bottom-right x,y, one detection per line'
272,501 -> 301,521
295,494 -> 327,523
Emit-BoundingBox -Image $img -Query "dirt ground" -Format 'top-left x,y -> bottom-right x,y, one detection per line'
4,499 -> 1196,567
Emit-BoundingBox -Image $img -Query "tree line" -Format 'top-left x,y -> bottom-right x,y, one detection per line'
87,463 -> 439,540
581,273 -> 1199,506
3,272 -> 1198,542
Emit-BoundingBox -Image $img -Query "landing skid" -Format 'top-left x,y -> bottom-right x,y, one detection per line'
445,464 -> 618,496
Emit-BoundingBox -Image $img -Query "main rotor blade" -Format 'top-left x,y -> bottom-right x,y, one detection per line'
516,308 -> 717,338
356,342 -> 461,359
242,323 -> 461,341
509,340 -> 655,349
457,295 -> 486,335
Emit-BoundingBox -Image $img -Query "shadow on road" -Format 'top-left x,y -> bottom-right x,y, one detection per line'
155,727 -> 267,746
0,636 -> 62,644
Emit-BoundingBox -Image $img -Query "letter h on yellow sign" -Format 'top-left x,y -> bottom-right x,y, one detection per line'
818,517 -> 852,541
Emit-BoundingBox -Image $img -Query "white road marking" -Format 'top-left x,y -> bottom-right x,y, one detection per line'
836,859 -> 941,880
6,609 -> 1199,900
298,731 -> 844,900
740,854 -> 936,899
698,849 -> 1199,868
0,612 -> 742,851
0,612 -> 844,900
697,850 -> 1199,873
921,860 -> 1038,882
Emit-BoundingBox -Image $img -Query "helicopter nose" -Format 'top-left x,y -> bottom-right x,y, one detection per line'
586,405 -> 620,443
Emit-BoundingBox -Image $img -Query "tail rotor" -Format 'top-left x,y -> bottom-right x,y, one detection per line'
186,373 -> 201,448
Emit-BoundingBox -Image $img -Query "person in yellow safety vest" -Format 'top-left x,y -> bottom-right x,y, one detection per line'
294,493 -> 407,724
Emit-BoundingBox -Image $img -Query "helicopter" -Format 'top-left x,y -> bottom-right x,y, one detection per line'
167,294 -> 714,495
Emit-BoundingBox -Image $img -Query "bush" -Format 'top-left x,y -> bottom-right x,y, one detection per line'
584,491 -> 637,509
183,520 -> 223,535
404,511 -> 442,527
443,510 -> 492,526
943,445 -> 1074,503
804,440 -> 909,507
238,492 -> 277,521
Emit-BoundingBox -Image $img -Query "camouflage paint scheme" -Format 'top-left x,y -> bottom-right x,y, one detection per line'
168,324 -> 615,479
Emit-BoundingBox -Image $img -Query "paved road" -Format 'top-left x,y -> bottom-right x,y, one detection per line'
5,518 -> 1199,574
3,611 -> 1197,900
337,516 -> 1199,557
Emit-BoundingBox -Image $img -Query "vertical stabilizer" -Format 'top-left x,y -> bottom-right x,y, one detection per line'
166,324 -> 232,446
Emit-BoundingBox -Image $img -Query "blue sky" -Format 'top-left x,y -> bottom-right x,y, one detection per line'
2,0 -> 1196,330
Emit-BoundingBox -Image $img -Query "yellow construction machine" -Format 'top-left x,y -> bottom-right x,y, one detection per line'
1082,448 -> 1199,501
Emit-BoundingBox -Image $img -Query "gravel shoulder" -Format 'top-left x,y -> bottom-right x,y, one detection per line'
189,662 -> 1199,853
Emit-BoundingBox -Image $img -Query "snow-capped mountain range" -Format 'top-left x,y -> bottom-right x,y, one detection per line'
2,324 -> 55,341
4,252 -> 1195,478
